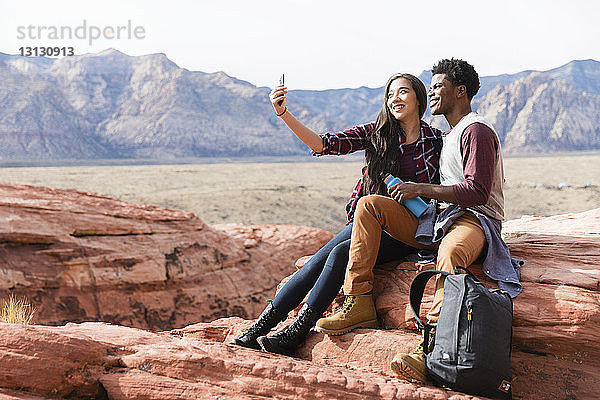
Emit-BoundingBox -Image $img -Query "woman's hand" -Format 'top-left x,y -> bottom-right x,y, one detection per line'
388,181 -> 421,203
268,84 -> 323,152
269,85 -> 287,115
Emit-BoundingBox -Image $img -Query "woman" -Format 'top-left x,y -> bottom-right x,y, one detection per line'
231,73 -> 442,355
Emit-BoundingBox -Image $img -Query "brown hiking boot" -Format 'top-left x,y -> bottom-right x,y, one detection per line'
390,327 -> 435,383
314,294 -> 378,335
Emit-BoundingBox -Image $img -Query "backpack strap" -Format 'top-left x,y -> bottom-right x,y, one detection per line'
453,266 -> 478,281
409,270 -> 451,332
410,267 -> 480,353
409,270 -> 452,354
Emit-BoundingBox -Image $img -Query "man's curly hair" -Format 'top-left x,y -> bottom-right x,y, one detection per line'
432,58 -> 480,100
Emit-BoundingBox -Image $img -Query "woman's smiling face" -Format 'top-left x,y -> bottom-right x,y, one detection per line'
387,78 -> 419,122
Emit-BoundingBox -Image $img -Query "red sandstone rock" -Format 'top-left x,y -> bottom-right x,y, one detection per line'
272,208 -> 600,399
1,182 -> 598,399
0,321 -> 480,400
0,183 -> 331,330
0,389 -> 51,399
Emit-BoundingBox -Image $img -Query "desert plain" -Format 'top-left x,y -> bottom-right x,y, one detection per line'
0,152 -> 598,233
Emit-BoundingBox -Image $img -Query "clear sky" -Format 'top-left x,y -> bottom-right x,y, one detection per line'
1,0 -> 599,89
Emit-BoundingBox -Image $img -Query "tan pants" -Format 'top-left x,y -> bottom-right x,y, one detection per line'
344,195 -> 486,324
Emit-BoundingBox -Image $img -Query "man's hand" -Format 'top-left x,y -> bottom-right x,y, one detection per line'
388,182 -> 422,203
389,182 -> 459,204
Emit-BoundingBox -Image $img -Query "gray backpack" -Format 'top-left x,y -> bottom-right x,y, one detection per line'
409,268 -> 513,399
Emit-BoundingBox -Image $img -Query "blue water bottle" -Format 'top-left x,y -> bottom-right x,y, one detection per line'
384,174 -> 429,217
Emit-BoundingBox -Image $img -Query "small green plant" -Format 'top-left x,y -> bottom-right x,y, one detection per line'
0,294 -> 36,324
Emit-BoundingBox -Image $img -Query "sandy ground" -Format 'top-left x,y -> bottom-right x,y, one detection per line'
0,153 -> 599,233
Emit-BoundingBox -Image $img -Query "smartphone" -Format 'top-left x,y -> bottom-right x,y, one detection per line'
277,74 -> 285,106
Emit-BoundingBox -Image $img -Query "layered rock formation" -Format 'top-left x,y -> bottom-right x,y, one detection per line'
1,51 -> 599,160
0,182 -> 598,399
0,321 -> 483,400
0,182 -> 331,329
0,49 -> 343,160
474,73 -> 600,153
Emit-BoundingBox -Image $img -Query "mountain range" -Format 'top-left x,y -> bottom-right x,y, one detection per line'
0,49 -> 598,160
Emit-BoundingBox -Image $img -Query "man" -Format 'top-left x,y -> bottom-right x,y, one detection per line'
315,58 -> 521,383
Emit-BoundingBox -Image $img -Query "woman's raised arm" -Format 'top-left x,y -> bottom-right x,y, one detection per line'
270,85 -> 323,153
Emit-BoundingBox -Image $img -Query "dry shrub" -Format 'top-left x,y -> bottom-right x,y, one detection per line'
1,294 -> 36,324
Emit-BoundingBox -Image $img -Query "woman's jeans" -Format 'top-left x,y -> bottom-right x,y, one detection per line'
271,222 -> 413,315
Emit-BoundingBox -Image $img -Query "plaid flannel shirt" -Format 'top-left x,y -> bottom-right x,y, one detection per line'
314,121 -> 442,223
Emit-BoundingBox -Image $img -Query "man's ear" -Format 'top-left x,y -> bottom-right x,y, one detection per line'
456,85 -> 467,98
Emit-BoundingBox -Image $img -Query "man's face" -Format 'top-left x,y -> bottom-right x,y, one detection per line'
428,74 -> 456,115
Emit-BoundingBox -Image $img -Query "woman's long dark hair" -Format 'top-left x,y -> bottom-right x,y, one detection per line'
363,73 -> 427,195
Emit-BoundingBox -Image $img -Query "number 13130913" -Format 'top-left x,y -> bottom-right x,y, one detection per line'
19,47 -> 75,57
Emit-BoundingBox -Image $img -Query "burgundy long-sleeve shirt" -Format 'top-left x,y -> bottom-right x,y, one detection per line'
451,122 -> 499,208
